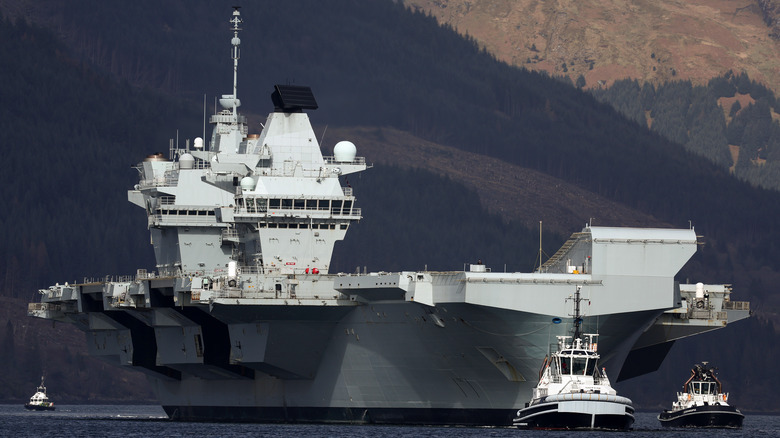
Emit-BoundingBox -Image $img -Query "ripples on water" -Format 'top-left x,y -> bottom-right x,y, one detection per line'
0,405 -> 776,437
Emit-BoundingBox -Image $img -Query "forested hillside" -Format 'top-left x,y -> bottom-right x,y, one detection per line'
592,72 -> 780,190
1,0 -> 779,410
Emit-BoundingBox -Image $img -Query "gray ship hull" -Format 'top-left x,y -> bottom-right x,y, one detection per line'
143,302 -> 656,425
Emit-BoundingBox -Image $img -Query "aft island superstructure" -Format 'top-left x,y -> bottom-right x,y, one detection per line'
29,8 -> 750,425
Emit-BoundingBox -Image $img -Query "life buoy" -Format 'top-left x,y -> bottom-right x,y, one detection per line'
696,300 -> 704,308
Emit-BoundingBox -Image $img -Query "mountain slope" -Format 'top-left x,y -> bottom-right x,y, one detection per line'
405,0 -> 780,93
328,125 -> 667,234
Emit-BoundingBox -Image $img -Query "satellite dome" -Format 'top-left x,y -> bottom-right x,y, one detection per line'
240,176 -> 256,191
193,137 -> 204,149
333,141 -> 357,162
179,153 -> 195,169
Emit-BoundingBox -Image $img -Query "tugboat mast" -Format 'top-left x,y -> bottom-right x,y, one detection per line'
569,285 -> 584,340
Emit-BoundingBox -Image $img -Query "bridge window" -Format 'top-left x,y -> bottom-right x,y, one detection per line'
559,357 -> 570,374
586,358 -> 597,376
572,358 -> 587,375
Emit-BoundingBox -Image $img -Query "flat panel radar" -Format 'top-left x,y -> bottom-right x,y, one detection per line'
272,84 -> 319,112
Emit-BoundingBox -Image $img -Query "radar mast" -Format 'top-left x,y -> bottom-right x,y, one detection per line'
230,6 -> 242,120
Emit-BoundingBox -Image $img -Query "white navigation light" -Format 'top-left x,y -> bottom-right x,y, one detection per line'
219,94 -> 241,110
179,153 -> 194,169
193,137 -> 204,149
333,140 -> 357,162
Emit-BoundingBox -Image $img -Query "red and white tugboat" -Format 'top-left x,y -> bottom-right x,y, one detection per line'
513,286 -> 634,430
24,376 -> 55,411
658,362 -> 744,428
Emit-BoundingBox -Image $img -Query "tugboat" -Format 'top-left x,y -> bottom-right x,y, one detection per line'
513,286 -> 634,430
24,376 -> 55,411
658,362 -> 744,428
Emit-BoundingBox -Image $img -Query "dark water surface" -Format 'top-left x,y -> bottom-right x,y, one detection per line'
1,405 -> 776,437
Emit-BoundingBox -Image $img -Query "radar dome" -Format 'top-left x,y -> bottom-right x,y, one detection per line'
179,153 -> 195,169
333,141 -> 357,162
193,137 -> 204,149
240,176 -> 256,191
219,94 -> 241,110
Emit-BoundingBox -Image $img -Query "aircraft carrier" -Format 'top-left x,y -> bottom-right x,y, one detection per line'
29,8 -> 750,425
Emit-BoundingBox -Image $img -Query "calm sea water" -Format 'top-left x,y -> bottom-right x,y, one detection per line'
0,405 -> 777,437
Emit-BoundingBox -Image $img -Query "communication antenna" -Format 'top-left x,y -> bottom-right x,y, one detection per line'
534,221 -> 549,271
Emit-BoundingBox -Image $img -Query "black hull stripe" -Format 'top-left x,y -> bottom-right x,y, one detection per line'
658,408 -> 744,428
514,411 -> 634,430
516,400 -> 634,422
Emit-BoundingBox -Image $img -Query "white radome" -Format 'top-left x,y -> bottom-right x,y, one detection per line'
179,153 -> 195,169
334,140 -> 357,162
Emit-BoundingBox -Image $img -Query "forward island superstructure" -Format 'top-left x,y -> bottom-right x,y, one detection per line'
29,8 -> 751,425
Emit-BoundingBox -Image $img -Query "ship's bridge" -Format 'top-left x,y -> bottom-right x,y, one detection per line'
233,193 -> 361,221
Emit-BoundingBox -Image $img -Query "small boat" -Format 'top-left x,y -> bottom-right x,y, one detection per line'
513,286 -> 634,430
658,362 -> 744,428
24,376 -> 55,411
